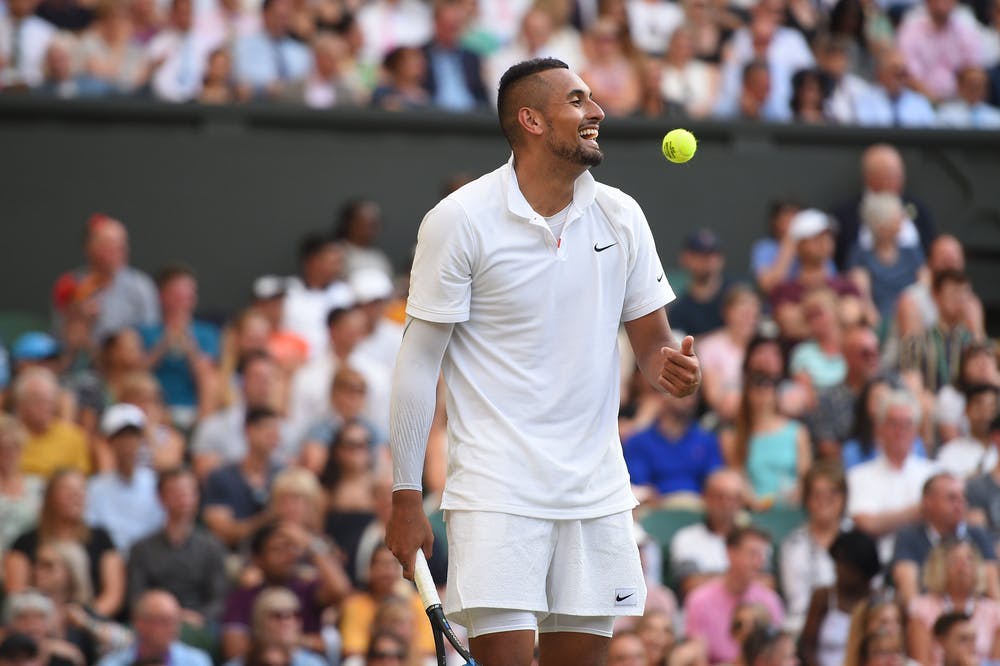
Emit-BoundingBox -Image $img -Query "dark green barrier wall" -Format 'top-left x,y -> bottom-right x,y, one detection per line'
2,98 -> 999,327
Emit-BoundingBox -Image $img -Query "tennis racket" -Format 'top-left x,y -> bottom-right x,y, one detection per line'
414,549 -> 478,666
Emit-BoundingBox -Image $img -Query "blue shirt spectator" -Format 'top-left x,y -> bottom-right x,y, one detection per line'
232,0 -> 310,95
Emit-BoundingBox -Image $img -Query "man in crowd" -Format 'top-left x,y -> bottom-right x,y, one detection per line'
891,473 -> 998,604
684,526 -> 785,665
966,414 -> 1000,546
97,590 -> 212,666
282,234 -> 353,360
86,403 -> 165,551
933,612 -> 979,666
897,0 -> 982,104
14,367 -> 90,478
937,384 -> 1000,478
128,467 -> 229,629
420,0 -> 488,111
667,229 -> 731,337
232,0 -> 310,98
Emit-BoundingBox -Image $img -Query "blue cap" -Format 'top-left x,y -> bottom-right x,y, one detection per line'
684,229 -> 721,254
12,332 -> 60,361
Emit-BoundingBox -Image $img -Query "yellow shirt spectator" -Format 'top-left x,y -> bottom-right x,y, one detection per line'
20,420 -> 91,478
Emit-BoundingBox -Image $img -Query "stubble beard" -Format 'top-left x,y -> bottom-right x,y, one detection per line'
546,129 -> 604,168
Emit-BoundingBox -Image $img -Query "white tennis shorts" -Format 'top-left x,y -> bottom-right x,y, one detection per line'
443,509 -> 646,623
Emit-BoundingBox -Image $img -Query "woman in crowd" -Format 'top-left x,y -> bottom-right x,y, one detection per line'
789,68 -> 829,123
322,420 -> 378,577
634,609 -> 675,666
4,469 -> 125,618
780,462 -> 849,634
97,328 -> 146,405
659,27 -> 720,118
721,369 -> 812,509
843,592 -> 909,666
337,544 -> 433,662
301,368 -> 380,476
224,587 -> 327,666
117,371 -> 184,472
370,47 -> 431,112
579,17 -> 643,117
270,467 -> 328,544
217,309 -> 274,412
2,591 -> 85,666
75,0 -> 148,94
790,289 -> 847,407
0,415 -> 44,557
698,285 -> 761,424
800,529 -> 882,666
907,539 -> 1000,666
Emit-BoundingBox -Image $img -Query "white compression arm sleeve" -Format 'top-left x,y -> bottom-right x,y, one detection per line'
389,317 -> 454,493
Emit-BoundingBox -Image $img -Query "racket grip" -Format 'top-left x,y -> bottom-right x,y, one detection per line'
414,549 -> 442,610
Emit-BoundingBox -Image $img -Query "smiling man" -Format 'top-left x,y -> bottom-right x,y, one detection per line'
386,58 -> 701,666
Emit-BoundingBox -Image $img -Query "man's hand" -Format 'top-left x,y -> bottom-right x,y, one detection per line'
386,489 -> 434,580
659,335 -> 701,397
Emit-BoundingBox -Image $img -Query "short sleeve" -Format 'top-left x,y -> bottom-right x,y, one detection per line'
406,199 -> 475,324
751,239 -> 777,276
623,434 -> 651,487
889,526 -> 923,565
619,196 -> 675,322
971,528 -> 997,561
202,469 -> 230,508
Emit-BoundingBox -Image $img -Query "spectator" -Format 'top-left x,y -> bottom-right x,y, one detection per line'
898,270 -> 977,395
146,0 -> 218,102
139,264 -> 220,429
220,521 -> 351,661
35,36 -> 100,99
827,0 -> 887,81
370,46 -> 432,111
658,27 -> 720,118
349,268 -> 403,373
288,33 -> 365,109
191,352 -> 293,480
95,329 -> 145,411
934,343 -> 998,444
670,468 -> 746,596
721,369 -> 812,509
814,34 -> 872,125
198,47 -> 239,103
216,309 -> 273,410
1,596 -> 84,666
223,587 -> 326,666
355,0 -> 432,67
789,67 -> 828,123
420,0 -> 488,112
779,463 -> 849,634
790,289 -> 847,405
897,0 -> 983,103
0,0 -> 56,87
937,384 -> 999,478
231,0 -> 310,98
0,415 -> 44,558
626,0 -> 683,56
966,414 -> 1000,541
129,0 -> 162,44
364,631 -> 409,665
931,612 -> 980,666
856,628 -> 907,666
127,467 -> 228,627
606,630 -> 647,666
698,285 -> 761,423
579,17 -> 643,117
85,404 -> 165,552
742,626 -> 797,666
624,391 -> 723,503
723,59 -> 786,121
668,229 -> 731,337
799,529 -> 882,666
14,368 -> 90,479
842,593 -> 907,666
841,375 -> 929,469
847,388 -> 938,563
75,0 -> 148,95
937,65 -> 1000,127
770,209 -> 864,343
751,198 -> 812,296
856,48 -> 938,127
804,325 -> 881,460
684,526 -> 785,665
332,200 -> 394,282
300,367 -> 379,475
5,469 -> 125,618
890,473 -> 998,605
97,590 -> 212,666
268,467 -> 328,547
117,371 -> 185,473
908,540 -> 1000,666
51,214 -> 159,343
202,406 -> 283,549
847,192 -> 926,325
339,544 -> 433,659
281,234 -> 353,361
832,144 -> 936,271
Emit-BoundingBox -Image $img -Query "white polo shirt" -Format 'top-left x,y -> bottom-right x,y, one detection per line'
406,157 -> 675,519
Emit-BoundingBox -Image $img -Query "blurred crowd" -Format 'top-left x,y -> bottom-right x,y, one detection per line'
2,0 -> 1000,125
0,141 -> 998,666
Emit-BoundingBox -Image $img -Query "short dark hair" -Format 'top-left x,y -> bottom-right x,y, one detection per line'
236,350 -> 275,376
155,263 -> 196,290
250,521 -> 282,556
742,59 -> 769,84
245,406 -> 278,429
932,268 -> 969,293
726,525 -> 771,549
932,611 -> 970,638
156,466 -> 194,495
922,472 -> 959,498
963,382 -> 999,403
828,529 -> 881,581
741,625 -> 785,666
326,306 -> 356,329
298,232 -> 336,265
496,58 -> 568,147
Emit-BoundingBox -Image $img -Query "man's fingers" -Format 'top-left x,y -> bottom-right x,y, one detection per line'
680,335 -> 695,356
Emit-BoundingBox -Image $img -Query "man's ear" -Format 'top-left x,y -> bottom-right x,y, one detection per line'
518,107 -> 545,137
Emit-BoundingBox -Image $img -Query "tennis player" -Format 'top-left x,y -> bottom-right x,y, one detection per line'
387,58 -> 701,666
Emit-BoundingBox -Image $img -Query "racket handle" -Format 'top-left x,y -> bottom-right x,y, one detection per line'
414,549 -> 442,610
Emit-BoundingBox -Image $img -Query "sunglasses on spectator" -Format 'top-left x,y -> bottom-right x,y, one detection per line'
370,652 -> 406,660
266,609 -> 300,620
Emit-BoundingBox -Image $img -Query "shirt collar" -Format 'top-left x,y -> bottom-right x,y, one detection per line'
502,154 -> 597,222
925,521 -> 967,545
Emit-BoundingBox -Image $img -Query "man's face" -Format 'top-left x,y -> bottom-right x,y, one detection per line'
246,417 -> 281,456
258,527 -> 301,579
110,429 -> 142,471
957,68 -> 987,104
135,597 -> 181,656
681,249 -> 723,283
728,535 -> 769,580
927,0 -> 956,24
160,275 -> 197,314
607,634 -> 646,666
243,359 -> 276,406
924,476 -> 966,531
329,310 -> 368,355
6,0 -> 38,19
17,380 -> 57,431
797,231 -> 834,264
940,620 -> 977,666
160,473 -> 199,518
844,329 -> 880,381
967,390 -> 999,436
306,244 -> 344,286
705,474 -> 743,527
86,221 -> 128,273
935,280 -> 971,325
878,405 -> 917,462
537,69 -> 605,168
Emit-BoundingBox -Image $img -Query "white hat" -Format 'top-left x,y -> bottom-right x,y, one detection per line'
100,403 -> 146,437
349,269 -> 394,304
252,275 -> 287,301
788,209 -> 834,240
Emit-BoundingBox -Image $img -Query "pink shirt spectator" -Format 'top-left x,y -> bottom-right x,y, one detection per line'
908,595 -> 1000,666
897,11 -> 982,101
683,578 -> 785,664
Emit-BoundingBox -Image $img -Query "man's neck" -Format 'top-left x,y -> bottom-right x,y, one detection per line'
797,262 -> 827,286
688,274 -> 721,300
723,571 -> 751,596
513,155 -> 582,217
242,453 -> 270,476
164,517 -> 194,544
657,415 -> 689,441
116,464 -> 136,483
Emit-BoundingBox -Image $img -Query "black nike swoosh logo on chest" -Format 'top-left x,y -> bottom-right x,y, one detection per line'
616,593 -> 634,602
594,242 -> 617,252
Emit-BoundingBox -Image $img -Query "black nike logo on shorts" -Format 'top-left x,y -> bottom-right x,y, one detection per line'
615,592 -> 634,602
595,242 -> 617,252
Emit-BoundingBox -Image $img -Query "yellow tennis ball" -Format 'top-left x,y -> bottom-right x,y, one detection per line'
662,129 -> 697,164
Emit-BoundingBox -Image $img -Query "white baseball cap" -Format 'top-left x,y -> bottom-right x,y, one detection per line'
349,268 -> 394,304
788,209 -> 835,240
100,403 -> 146,438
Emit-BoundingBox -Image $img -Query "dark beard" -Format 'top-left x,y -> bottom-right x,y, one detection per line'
546,130 -> 604,167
